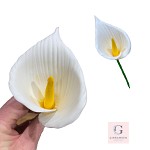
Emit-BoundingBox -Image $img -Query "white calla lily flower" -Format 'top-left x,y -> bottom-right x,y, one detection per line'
95,16 -> 131,88
95,16 -> 131,60
9,28 -> 87,128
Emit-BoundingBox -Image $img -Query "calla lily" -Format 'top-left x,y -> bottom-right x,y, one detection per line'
95,16 -> 131,88
9,28 -> 87,128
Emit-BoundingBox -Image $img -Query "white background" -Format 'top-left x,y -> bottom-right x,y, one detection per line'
0,0 -> 150,149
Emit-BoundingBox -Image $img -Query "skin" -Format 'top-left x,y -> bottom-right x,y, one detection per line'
0,97 -> 44,150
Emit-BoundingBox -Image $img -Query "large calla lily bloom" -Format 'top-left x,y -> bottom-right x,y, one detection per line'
95,16 -> 131,88
9,28 -> 87,128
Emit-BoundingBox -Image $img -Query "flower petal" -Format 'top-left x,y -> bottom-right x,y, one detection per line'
95,16 -> 131,60
31,81 -> 43,100
39,68 -> 87,128
9,28 -> 87,128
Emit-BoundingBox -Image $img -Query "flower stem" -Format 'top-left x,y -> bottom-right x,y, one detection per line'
116,59 -> 130,88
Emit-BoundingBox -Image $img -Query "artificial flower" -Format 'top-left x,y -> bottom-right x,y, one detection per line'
9,28 -> 87,128
95,16 -> 131,88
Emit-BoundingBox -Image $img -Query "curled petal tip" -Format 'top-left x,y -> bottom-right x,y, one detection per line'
54,27 -> 59,35
94,16 -> 98,21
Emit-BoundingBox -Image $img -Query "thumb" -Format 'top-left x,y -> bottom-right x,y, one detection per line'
21,117 -> 44,144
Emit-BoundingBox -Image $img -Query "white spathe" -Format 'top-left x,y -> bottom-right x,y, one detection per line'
9,28 -> 87,128
95,16 -> 131,60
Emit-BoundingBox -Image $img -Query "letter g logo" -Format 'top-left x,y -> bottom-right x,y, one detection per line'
114,125 -> 123,135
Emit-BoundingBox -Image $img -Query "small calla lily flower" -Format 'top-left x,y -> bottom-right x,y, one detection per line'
9,28 -> 87,128
95,16 -> 131,88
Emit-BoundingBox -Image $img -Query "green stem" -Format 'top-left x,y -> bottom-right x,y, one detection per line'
116,59 -> 130,88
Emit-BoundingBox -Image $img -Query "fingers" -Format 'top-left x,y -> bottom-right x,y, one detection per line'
15,113 -> 38,134
0,97 -> 29,128
16,112 -> 38,125
21,117 -> 44,144
15,119 -> 31,134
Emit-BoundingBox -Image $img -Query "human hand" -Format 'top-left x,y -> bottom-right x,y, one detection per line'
0,97 -> 44,150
